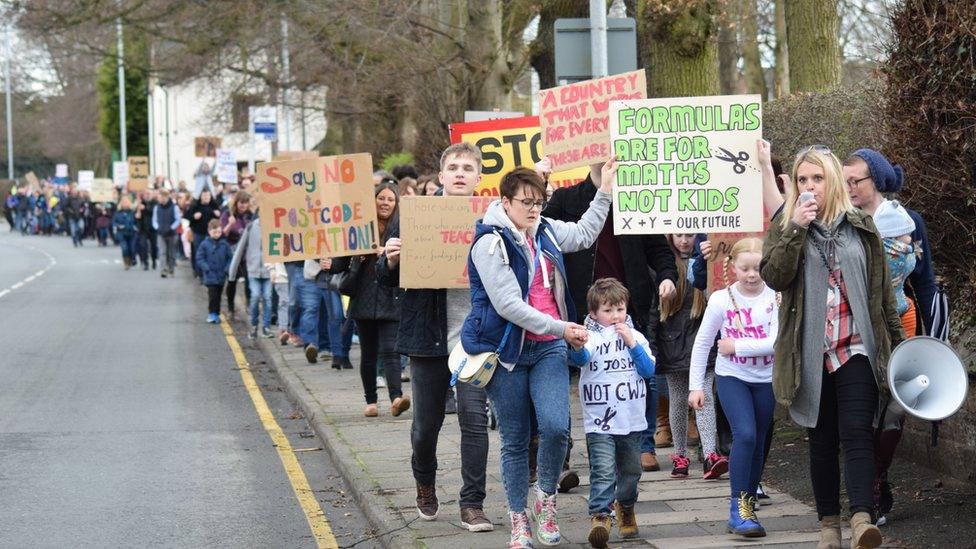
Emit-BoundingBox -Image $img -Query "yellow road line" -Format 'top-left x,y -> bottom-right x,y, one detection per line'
220,316 -> 339,549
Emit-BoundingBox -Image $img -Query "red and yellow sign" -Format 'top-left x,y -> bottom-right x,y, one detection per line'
449,116 -> 590,197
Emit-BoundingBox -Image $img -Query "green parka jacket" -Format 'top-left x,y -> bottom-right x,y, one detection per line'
760,208 -> 905,411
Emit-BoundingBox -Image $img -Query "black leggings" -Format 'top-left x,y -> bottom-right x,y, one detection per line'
357,319 -> 401,404
808,354 -> 878,518
207,284 -> 223,315
225,269 -> 249,312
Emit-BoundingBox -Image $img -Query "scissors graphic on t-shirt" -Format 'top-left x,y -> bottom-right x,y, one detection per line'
594,408 -> 617,432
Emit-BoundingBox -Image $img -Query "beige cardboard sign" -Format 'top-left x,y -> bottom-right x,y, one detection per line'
539,70 -> 647,171
398,195 -> 494,289
609,94 -> 764,235
255,153 -> 379,263
127,156 -> 150,191
273,150 -> 319,161
25,171 -> 41,191
90,178 -> 117,203
194,136 -> 222,157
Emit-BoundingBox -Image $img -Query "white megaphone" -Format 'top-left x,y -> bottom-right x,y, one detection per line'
883,336 -> 969,430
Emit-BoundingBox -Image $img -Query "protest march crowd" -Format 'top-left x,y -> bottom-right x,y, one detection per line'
3,99 -> 941,549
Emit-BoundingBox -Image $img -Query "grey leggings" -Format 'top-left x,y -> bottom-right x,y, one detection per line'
666,370 -> 717,457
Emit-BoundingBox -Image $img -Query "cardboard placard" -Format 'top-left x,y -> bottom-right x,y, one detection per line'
195,136 -> 222,157
127,156 -> 150,191
77,170 -> 94,191
25,171 -> 41,191
215,149 -> 238,184
398,196 -> 494,289
112,161 -> 129,188
448,116 -> 590,196
255,153 -> 379,263
539,70 -> 647,171
273,150 -> 319,161
90,178 -> 116,203
609,94 -> 764,235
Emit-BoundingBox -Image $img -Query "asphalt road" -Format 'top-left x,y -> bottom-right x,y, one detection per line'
0,228 -> 378,548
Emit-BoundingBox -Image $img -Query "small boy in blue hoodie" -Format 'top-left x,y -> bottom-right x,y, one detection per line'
196,219 -> 233,323
568,278 -> 655,548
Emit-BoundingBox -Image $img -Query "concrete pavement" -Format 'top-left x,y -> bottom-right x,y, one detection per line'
254,327 -> 895,548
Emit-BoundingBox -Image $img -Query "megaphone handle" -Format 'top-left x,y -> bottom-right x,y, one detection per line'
931,420 -> 940,447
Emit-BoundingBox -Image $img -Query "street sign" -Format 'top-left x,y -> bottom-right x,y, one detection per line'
554,18 -> 637,84
250,106 -> 277,142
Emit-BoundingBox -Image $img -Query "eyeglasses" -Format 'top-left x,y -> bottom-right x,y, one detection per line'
797,144 -> 832,156
512,197 -> 548,210
846,175 -> 872,188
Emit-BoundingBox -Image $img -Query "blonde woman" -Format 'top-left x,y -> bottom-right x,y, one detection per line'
760,147 -> 904,549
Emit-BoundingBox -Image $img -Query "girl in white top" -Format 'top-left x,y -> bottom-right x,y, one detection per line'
689,237 -> 778,539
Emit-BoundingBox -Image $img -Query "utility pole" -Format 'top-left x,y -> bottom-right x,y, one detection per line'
280,15 -> 291,151
590,0 -> 608,78
116,8 -> 127,161
4,22 -> 13,179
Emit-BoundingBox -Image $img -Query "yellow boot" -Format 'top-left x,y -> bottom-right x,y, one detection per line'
816,515 -> 841,549
850,511 -> 882,549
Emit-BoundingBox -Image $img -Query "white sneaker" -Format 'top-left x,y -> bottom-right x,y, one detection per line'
376,375 -> 387,388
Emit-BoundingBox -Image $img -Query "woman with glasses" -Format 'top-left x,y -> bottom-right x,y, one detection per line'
760,146 -> 904,549
459,160 -> 615,548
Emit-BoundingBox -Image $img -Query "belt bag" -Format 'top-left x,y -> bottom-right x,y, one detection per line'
448,323 -> 512,388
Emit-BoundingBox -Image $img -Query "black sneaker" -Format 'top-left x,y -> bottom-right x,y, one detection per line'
757,483 -> 771,501
557,469 -> 580,493
248,327 -> 258,340
670,454 -> 690,478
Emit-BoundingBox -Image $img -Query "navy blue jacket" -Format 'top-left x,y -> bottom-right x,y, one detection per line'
112,209 -> 137,235
196,237 -> 233,286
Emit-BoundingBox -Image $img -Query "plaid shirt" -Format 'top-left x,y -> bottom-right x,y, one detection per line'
823,261 -> 866,373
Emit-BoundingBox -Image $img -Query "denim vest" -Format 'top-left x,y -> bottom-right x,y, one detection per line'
460,218 -> 575,365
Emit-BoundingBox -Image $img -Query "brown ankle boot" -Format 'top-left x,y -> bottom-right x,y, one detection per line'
654,395 -> 672,447
615,502 -> 639,538
816,515 -> 841,549
850,511 -> 882,548
640,451 -> 660,471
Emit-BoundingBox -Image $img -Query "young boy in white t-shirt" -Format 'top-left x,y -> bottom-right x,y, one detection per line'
568,278 -> 655,548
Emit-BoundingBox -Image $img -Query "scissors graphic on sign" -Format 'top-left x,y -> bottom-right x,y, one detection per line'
594,408 -> 617,432
716,147 -> 750,174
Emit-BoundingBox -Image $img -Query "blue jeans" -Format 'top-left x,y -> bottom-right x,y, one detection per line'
248,277 -> 273,328
715,375 -> 774,497
318,288 -> 350,356
119,232 -> 137,261
283,262 -> 304,334
639,374 -> 659,454
296,276 -> 321,347
586,431 -> 643,515
484,339 -> 569,511
69,218 -> 84,245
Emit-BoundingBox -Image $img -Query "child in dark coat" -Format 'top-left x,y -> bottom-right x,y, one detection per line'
195,219 -> 233,323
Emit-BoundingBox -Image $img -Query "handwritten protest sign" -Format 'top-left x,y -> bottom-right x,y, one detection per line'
609,94 -> 763,235
78,170 -> 94,191
540,70 -> 647,171
127,156 -> 150,191
195,136 -> 222,157
449,116 -> 590,196
255,153 -> 379,263
112,161 -> 129,188
273,151 -> 319,161
25,171 -> 41,191
55,164 -> 68,178
90,178 -> 116,203
398,196 -> 493,289
215,149 -> 238,184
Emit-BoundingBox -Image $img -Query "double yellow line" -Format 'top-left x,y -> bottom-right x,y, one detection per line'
220,317 -> 339,549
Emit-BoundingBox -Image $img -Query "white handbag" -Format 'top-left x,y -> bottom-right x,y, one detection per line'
448,323 -> 513,388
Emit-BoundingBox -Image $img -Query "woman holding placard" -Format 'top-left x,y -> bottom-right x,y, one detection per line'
329,181 -> 409,418
459,160 -> 614,548
760,146 -> 903,549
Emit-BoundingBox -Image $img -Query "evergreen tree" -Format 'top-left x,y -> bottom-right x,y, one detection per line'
96,32 -> 149,157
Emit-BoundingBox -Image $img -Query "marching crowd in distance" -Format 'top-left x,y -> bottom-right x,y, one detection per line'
2,138 -> 938,549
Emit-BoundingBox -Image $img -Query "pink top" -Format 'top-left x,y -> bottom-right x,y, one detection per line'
525,236 -> 560,342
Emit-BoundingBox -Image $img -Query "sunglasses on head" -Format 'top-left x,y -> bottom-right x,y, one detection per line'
797,144 -> 832,156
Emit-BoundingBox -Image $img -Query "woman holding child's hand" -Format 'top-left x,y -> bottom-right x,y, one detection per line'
459,159 -> 614,547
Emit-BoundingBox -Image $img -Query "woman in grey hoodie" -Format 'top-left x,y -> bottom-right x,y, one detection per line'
460,160 -> 615,548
